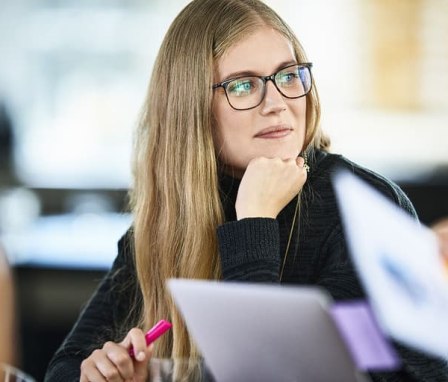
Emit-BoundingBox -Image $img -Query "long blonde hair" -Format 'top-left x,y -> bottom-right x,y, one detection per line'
130,0 -> 329,359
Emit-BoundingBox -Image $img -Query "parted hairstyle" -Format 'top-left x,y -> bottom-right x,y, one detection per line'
130,0 -> 329,359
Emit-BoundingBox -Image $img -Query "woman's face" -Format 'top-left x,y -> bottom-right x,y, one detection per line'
212,27 -> 307,177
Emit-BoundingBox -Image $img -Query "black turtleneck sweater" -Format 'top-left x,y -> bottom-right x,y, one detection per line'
45,150 -> 448,382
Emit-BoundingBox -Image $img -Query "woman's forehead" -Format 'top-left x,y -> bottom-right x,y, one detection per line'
215,27 -> 295,80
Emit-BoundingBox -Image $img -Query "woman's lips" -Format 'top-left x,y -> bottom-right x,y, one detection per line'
254,125 -> 293,139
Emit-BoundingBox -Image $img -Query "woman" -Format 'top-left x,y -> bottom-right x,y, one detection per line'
45,0 -> 448,381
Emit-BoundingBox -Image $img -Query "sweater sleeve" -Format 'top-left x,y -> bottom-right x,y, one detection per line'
217,218 -> 281,282
44,232 -> 137,382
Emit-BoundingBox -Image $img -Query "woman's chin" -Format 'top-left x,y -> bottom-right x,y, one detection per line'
270,147 -> 301,161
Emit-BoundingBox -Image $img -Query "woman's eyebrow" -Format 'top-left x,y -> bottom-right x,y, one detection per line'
221,69 -> 258,82
221,60 -> 298,82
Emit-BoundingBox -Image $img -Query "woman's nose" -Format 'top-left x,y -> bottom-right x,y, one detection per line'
260,80 -> 287,114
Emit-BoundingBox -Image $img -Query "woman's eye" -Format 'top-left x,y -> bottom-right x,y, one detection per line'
227,79 -> 256,96
278,71 -> 298,85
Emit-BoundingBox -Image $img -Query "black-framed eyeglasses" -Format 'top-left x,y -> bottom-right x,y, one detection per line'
212,63 -> 313,111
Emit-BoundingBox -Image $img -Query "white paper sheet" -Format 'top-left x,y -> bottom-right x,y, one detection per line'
334,171 -> 448,358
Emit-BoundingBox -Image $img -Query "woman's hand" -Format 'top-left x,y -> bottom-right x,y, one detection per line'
80,328 -> 152,382
235,156 -> 307,220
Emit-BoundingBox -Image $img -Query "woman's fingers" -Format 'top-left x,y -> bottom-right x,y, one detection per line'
102,342 -> 134,380
119,327 -> 148,362
80,366 -> 108,382
119,328 -> 150,381
295,156 -> 305,167
80,328 -> 150,382
80,353 -> 110,382
134,343 -> 154,382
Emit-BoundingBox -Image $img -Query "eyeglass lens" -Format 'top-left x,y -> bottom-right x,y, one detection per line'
225,65 -> 311,110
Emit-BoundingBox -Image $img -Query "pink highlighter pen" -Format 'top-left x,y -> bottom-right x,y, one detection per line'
129,319 -> 172,358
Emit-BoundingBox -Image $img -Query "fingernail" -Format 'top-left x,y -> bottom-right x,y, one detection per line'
137,351 -> 145,361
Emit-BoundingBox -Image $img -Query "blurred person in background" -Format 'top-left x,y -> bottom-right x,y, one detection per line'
0,102 -> 17,366
0,100 -> 40,241
0,245 -> 16,366
0,102 -> 17,186
45,0 -> 448,381
433,218 -> 448,261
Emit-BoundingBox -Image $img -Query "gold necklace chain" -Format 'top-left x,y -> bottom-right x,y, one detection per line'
279,193 -> 300,281
279,153 -> 309,281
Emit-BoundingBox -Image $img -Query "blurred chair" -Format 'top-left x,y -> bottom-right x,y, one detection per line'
0,245 -> 16,366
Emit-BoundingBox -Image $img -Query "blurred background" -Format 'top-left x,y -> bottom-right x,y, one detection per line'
0,0 -> 447,380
